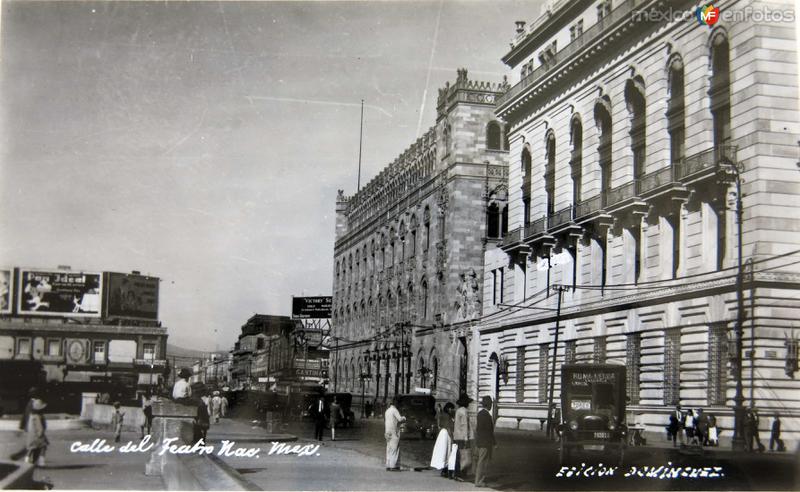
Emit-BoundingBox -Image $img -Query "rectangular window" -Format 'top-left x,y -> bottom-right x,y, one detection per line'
570,20 -> 584,41
597,0 -> 612,20
424,224 -> 430,252
17,338 -> 31,357
411,230 -> 417,256
626,333 -> 641,404
634,226 -> 642,284
664,329 -> 681,406
143,343 -> 156,360
671,216 -> 681,279
538,343 -> 549,404
565,340 -> 576,364
499,268 -> 505,304
516,346 -> 525,403
593,337 -> 607,363
492,270 -> 498,306
93,341 -> 106,363
46,339 -> 61,356
708,324 -> 728,405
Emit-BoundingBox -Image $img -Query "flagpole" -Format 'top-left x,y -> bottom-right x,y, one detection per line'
357,99 -> 364,192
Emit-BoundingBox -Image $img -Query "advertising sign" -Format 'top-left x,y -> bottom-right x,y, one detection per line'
0,269 -> 11,314
18,269 -> 102,317
291,296 -> 332,319
105,272 -> 159,320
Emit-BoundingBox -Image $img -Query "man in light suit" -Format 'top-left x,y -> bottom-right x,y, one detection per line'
474,395 -> 496,487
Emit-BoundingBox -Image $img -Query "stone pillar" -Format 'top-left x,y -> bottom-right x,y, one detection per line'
145,400 -> 197,477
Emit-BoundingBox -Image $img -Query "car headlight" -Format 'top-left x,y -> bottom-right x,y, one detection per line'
608,421 -> 617,431
569,420 -> 579,431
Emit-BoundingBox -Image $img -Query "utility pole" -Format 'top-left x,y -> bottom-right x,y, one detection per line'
727,156 -> 746,451
546,285 -> 565,440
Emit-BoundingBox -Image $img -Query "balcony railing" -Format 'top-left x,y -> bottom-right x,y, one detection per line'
607,180 -> 638,206
677,144 -> 738,180
549,205 -> 574,229
525,217 -> 548,238
639,164 -> 679,194
504,227 -> 523,245
574,194 -> 604,219
497,0 -> 640,108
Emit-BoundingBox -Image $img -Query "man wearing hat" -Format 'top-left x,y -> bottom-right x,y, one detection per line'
172,368 -> 193,401
474,395 -> 496,488
211,391 -> 222,424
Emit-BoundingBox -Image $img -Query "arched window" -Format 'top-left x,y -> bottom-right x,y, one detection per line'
594,98 -> 613,206
521,147 -> 532,224
432,356 -> 439,390
399,221 -> 406,262
545,131 -> 556,218
625,76 -> 647,181
667,56 -> 685,165
423,206 -> 431,253
486,121 -> 502,150
421,281 -> 429,320
389,228 -> 396,266
355,248 -> 360,280
409,215 -> 418,257
710,32 -> 732,271
570,117 -> 583,206
487,202 -> 501,239
443,123 -> 452,154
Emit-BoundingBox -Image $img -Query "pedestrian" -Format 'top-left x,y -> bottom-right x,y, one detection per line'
452,394 -> 473,481
707,414 -> 719,446
547,403 -> 561,441
172,368 -> 193,401
695,408 -> 708,446
673,405 -> 685,445
430,402 -> 454,477
384,396 -> 406,471
194,397 -> 210,443
309,395 -> 326,441
684,408 -> 696,445
746,407 -> 765,452
111,402 -> 125,443
770,413 -> 785,452
330,397 -> 343,441
19,387 -> 39,432
220,394 -> 229,418
141,391 -> 154,438
211,391 -> 222,424
365,399 -> 373,419
25,397 -> 48,467
667,412 -> 680,447
474,396 -> 496,488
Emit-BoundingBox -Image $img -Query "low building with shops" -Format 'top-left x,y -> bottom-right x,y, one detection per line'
477,0 -> 800,448
331,69 -> 510,406
0,267 -> 167,412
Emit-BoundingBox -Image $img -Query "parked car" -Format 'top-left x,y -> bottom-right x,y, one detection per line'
396,394 -> 437,439
559,364 -> 628,465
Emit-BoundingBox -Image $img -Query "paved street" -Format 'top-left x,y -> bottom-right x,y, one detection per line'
2,413 -> 797,490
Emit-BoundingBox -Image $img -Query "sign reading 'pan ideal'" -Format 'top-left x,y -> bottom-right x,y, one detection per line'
18,269 -> 102,317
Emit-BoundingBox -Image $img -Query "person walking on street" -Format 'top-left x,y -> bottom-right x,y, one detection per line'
25,397 -> 48,467
770,413 -> 785,452
430,402 -> 454,477
474,396 -> 496,488
309,395 -> 326,442
452,394 -> 473,481
111,402 -> 125,443
221,394 -> 229,418
172,368 -> 193,401
384,396 -> 406,471
667,412 -> 680,447
673,405 -> 685,445
330,397 -> 343,441
707,414 -> 719,447
211,391 -> 222,424
141,391 -> 154,438
746,407 -> 765,452
684,408 -> 696,445
547,403 -> 561,441
194,397 -> 210,443
695,408 -> 709,446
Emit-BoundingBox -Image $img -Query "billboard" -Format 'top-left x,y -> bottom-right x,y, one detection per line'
291,296 -> 332,319
18,269 -> 102,317
0,269 -> 11,314
105,272 -> 159,320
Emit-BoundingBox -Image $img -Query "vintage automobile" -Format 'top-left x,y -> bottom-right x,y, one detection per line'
396,394 -> 437,439
559,364 -> 628,465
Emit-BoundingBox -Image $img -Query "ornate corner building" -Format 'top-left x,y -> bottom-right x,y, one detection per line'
478,0 -> 800,446
332,70 -> 510,405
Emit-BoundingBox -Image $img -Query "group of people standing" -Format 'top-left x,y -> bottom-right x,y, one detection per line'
383,394 -> 496,488
308,395 -> 344,441
667,404 -> 784,452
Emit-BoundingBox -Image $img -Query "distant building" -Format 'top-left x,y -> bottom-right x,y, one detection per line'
332,69 -> 510,405
478,0 -> 800,448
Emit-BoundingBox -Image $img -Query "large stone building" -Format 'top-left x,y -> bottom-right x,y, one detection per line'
331,70 -> 510,406
477,0 -> 800,447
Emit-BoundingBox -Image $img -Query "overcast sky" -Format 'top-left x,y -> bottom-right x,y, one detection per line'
0,0 -> 541,351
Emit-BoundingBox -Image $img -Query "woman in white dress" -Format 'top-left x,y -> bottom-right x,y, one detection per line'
430,402 -> 455,476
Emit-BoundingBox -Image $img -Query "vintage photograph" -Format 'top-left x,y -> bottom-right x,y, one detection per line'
0,0 -> 798,490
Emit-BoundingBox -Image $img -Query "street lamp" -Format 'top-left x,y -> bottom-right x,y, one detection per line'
545,285 -> 567,441
721,150 -> 746,451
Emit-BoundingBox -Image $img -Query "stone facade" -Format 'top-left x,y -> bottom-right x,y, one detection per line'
479,0 -> 800,448
332,69 -> 510,405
